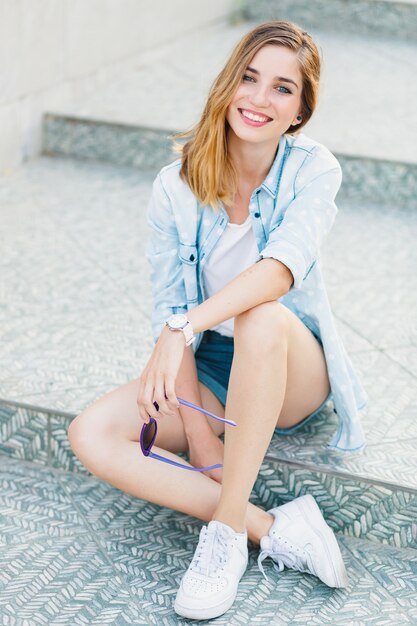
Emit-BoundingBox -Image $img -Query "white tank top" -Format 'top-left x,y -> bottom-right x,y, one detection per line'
201,214 -> 260,337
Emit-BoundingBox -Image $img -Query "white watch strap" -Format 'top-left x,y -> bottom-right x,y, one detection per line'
166,315 -> 195,346
182,321 -> 195,346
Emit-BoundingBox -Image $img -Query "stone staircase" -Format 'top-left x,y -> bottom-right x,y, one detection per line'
1,2 -> 416,624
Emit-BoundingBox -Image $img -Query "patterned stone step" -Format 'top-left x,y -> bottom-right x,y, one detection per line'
242,0 -> 417,42
0,401 -> 415,551
0,455 -> 416,625
43,114 -> 417,210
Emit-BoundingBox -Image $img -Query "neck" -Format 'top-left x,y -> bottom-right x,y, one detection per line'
227,128 -> 281,187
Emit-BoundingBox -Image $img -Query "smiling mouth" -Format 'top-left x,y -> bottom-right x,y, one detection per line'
238,108 -> 273,123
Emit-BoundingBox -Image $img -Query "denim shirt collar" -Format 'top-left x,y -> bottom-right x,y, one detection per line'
259,133 -> 288,199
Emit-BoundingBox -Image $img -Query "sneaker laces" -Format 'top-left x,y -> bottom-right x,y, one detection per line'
257,535 -> 309,580
190,523 -> 231,578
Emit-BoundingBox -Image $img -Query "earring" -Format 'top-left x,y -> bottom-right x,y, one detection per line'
297,115 -> 302,121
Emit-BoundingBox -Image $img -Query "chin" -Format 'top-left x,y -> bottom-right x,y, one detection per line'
230,124 -> 276,145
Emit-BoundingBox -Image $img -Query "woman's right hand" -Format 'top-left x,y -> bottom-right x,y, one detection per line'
188,432 -> 224,484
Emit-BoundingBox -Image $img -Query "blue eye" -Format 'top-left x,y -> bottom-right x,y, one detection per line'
242,74 -> 292,93
276,85 -> 291,94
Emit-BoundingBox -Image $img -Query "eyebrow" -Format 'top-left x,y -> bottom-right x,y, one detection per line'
246,66 -> 299,89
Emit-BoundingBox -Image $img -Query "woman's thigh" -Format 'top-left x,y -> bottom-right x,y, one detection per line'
198,381 -> 226,438
277,305 -> 331,429
195,305 -> 331,432
68,376 -> 190,455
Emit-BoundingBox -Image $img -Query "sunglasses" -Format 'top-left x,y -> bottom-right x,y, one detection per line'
140,396 -> 237,471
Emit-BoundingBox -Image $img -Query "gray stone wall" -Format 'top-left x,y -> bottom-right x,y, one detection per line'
0,0 -> 239,170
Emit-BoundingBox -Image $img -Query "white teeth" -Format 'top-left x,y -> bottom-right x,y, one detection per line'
241,109 -> 270,123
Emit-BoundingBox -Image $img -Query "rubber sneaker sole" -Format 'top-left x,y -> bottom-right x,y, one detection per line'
174,586 -> 239,620
298,494 -> 348,588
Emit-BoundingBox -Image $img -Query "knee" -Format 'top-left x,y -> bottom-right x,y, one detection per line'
68,413 -> 89,454
68,410 -> 105,459
68,411 -> 116,477
234,302 -> 289,347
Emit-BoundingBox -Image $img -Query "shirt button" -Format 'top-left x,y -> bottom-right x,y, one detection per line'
254,212 -> 260,218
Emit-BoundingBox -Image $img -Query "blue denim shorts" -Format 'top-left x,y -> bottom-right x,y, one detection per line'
195,329 -> 332,435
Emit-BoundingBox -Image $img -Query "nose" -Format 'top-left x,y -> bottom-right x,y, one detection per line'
249,82 -> 271,109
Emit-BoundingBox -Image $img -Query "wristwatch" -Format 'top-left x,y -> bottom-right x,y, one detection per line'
165,313 -> 195,346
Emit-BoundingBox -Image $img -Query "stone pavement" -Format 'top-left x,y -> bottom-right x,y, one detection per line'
1,454 -> 416,625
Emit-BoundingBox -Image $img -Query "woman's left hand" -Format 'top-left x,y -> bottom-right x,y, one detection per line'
137,325 -> 185,422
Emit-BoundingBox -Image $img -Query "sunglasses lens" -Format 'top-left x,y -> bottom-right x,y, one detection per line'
143,420 -> 156,450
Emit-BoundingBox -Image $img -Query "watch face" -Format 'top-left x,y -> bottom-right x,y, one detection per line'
170,314 -> 187,329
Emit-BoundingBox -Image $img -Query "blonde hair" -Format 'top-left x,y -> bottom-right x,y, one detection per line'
171,20 -> 321,211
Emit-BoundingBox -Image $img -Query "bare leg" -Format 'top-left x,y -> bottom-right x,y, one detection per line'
213,302 -> 290,532
68,376 -> 273,544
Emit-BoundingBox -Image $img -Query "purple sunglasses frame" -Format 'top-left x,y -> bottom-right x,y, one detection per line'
140,396 -> 237,471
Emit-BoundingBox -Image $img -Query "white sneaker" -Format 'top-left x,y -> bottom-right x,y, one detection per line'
258,494 -> 348,588
174,520 -> 248,620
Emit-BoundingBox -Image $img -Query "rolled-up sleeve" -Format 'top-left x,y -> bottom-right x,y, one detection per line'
145,173 -> 187,343
257,147 -> 342,290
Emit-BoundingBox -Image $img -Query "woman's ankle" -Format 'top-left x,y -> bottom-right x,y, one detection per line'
211,515 -> 246,534
247,509 -> 274,545
211,506 -> 274,544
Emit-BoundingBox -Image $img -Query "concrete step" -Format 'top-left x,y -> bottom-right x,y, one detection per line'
42,18 -> 417,209
1,155 -> 416,495
242,0 -> 417,42
42,114 -> 417,211
1,399 -> 416,551
0,454 -> 416,625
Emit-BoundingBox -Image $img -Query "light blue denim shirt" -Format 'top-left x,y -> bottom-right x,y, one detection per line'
145,132 -> 369,453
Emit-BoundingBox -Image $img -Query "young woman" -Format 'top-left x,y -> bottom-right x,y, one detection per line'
69,20 -> 368,621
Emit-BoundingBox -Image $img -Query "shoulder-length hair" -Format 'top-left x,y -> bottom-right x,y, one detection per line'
171,20 -> 321,211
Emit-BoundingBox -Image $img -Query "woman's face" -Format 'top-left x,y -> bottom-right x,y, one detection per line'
226,44 -> 303,148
